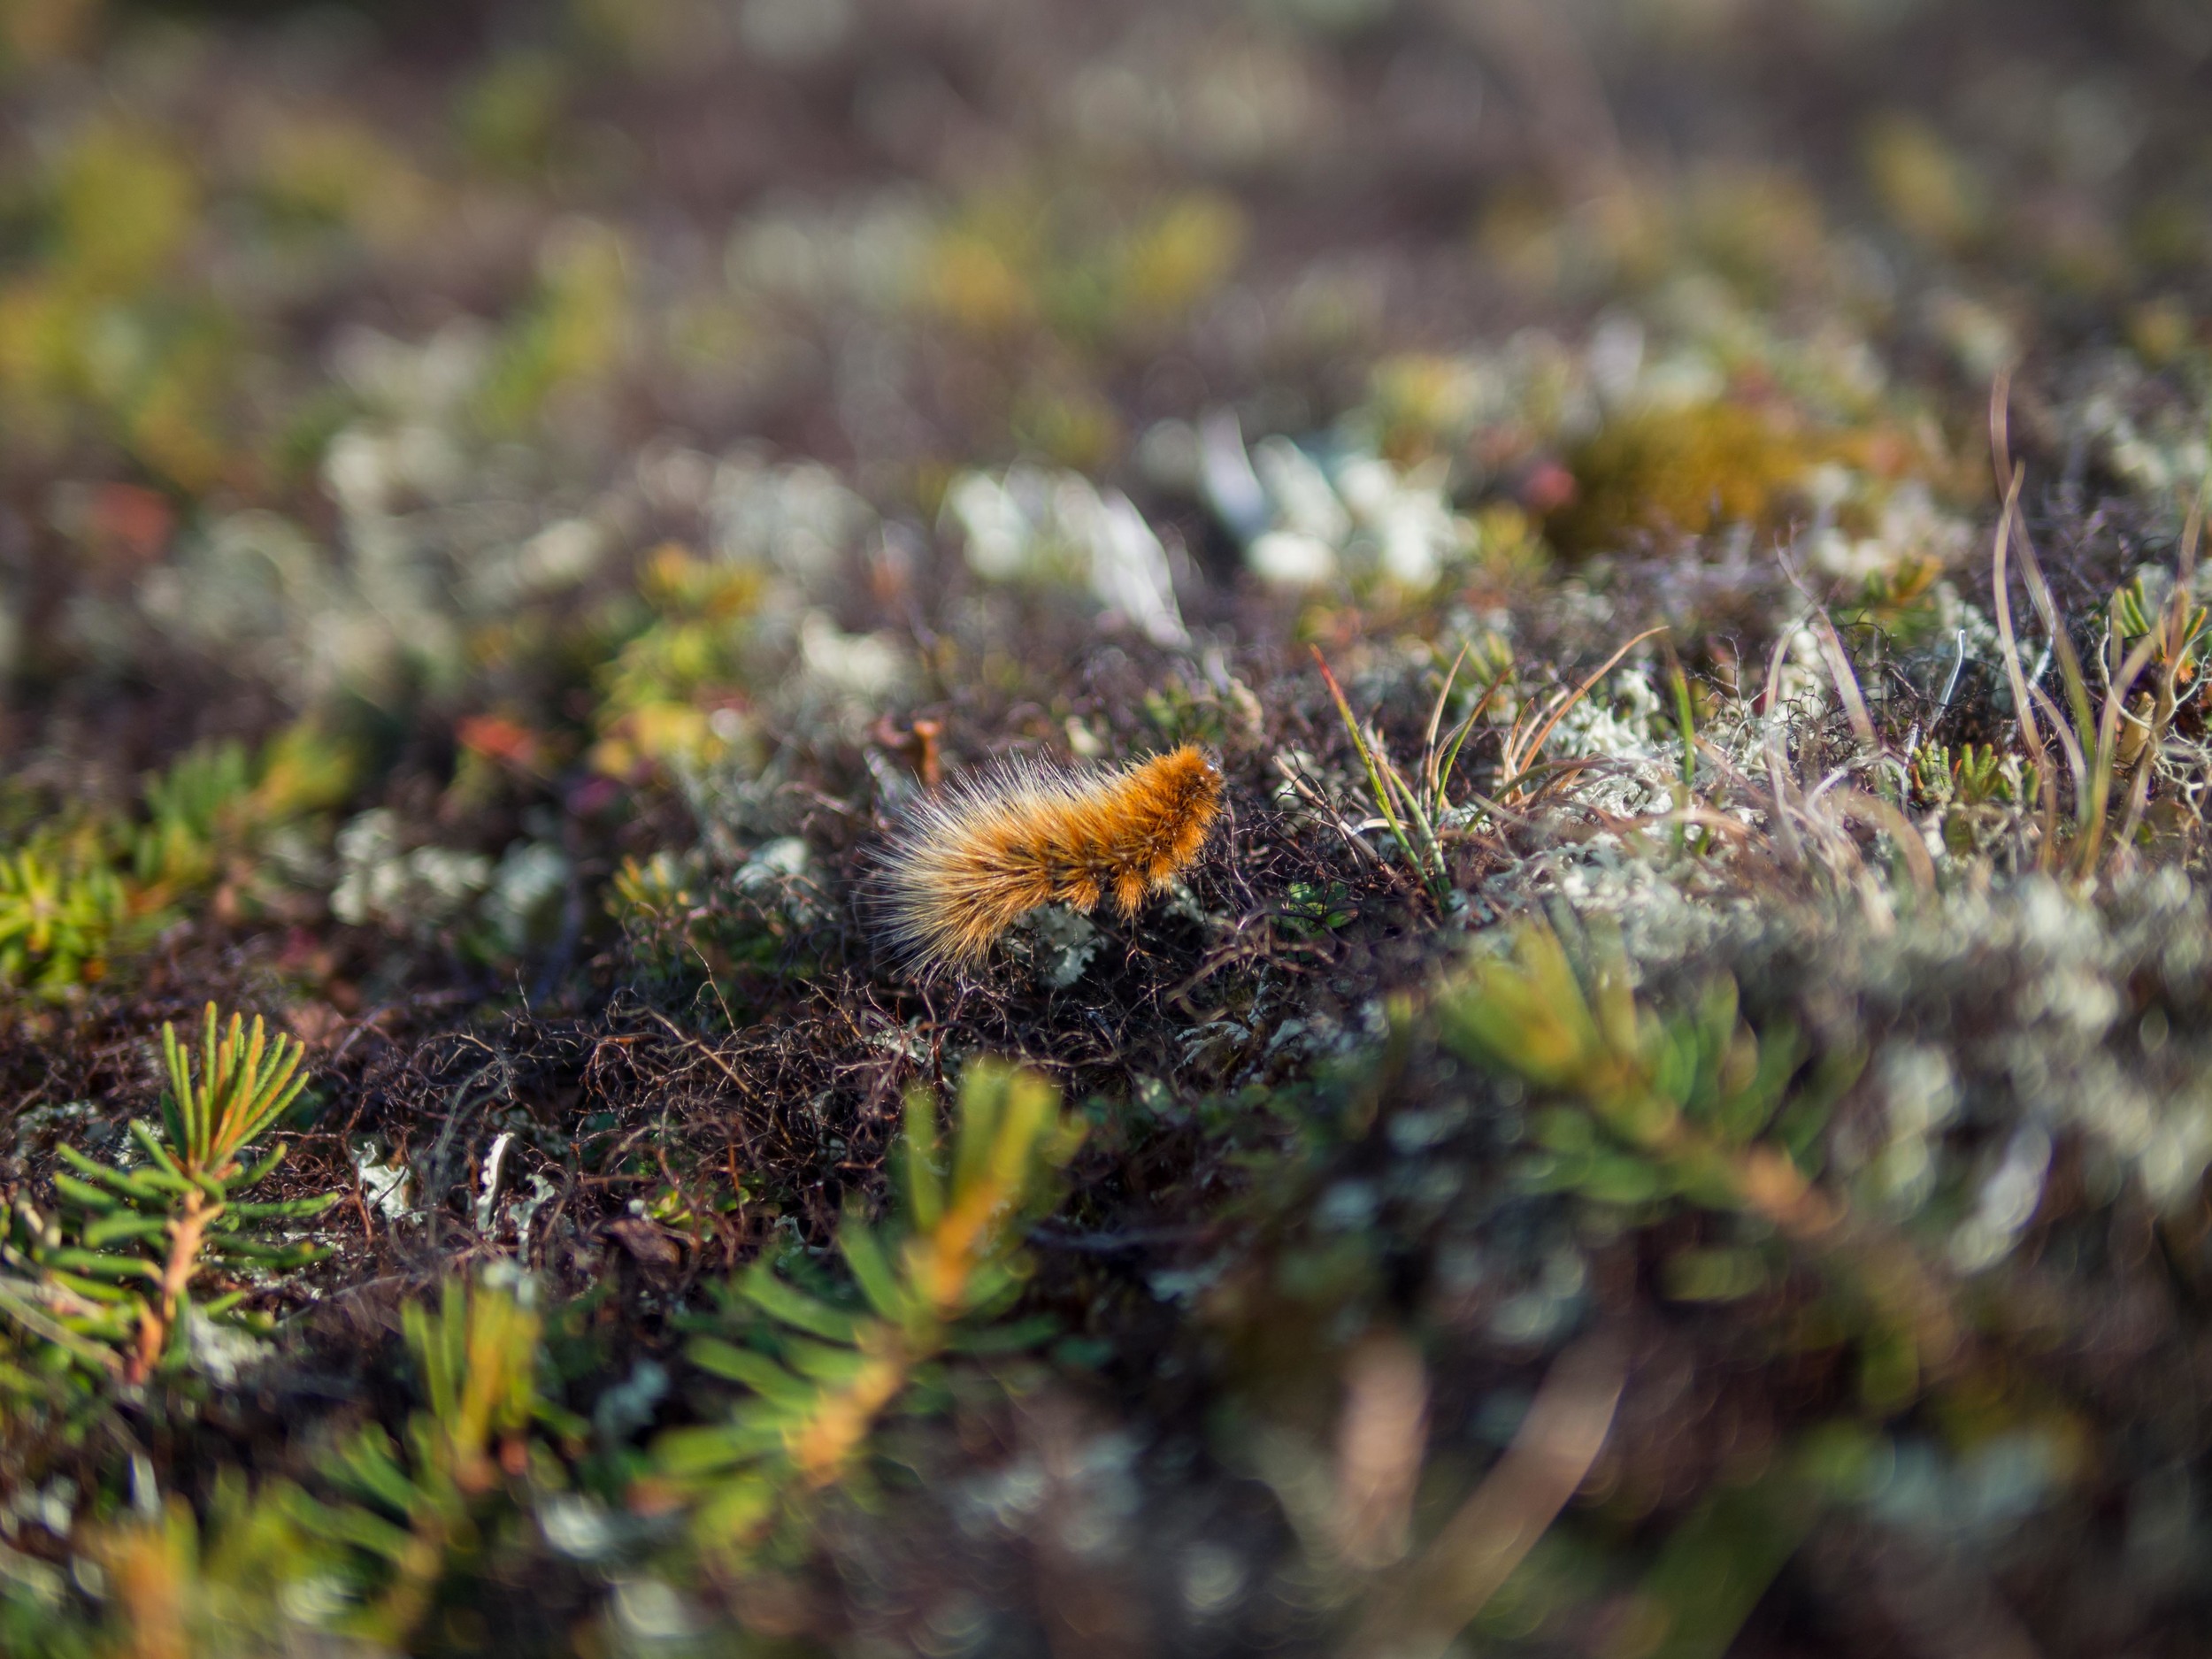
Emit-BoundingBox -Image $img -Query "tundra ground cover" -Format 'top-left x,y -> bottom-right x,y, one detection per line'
2,1 -> 2211,1654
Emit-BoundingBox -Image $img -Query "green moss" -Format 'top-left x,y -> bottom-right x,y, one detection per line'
1548,398 -> 1827,553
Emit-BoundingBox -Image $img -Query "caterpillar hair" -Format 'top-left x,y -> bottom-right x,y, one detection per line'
872,743 -> 1225,974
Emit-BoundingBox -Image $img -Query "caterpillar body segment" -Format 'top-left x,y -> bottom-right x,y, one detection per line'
873,744 -> 1225,972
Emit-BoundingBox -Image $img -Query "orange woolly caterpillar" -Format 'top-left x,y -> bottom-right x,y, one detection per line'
872,743 -> 1224,974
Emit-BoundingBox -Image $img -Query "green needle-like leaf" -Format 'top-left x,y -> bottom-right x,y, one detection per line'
741,1266 -> 860,1343
688,1338 -> 813,1404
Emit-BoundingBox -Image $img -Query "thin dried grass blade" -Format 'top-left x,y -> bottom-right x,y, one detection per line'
1498,626 -> 1664,801
1347,1331 -> 1626,1659
1809,611 -> 1877,751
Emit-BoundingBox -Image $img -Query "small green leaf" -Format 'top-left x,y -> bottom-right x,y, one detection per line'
1663,1247 -> 1770,1302
900,1085 -> 945,1235
652,1423 -> 757,1479
689,1471 -> 777,1542
225,1192 -> 342,1221
739,1263 -> 858,1343
210,1238 -> 330,1268
687,1337 -> 815,1407
327,1428 -> 427,1520
50,1172 -> 124,1213
1575,1154 -> 1668,1206
839,1223 -> 907,1324
235,1140 -> 287,1190
41,1248 -> 161,1282
297,1495 -> 419,1563
81,1213 -> 172,1249
1532,1107 -> 1596,1155
777,1334 -> 870,1386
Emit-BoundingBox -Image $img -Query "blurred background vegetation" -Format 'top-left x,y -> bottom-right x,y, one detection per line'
0,0 -> 2210,1654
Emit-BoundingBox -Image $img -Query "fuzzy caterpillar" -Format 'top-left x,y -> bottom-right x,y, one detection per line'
873,744 -> 1224,973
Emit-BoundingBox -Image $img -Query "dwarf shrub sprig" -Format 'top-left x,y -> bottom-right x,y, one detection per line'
0,1005 -> 338,1386
1441,924 -> 1969,1408
0,839 -> 134,995
83,1276 -> 563,1655
1440,923 -> 1855,1230
650,1059 -> 1083,1559
0,723 -> 354,998
296,1273 -> 561,1646
134,724 -> 357,908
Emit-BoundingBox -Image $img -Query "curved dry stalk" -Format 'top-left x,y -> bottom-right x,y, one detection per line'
1760,627 -> 1807,866
1343,1331 -> 1627,1659
2074,628 -> 2163,874
1495,626 -> 1665,803
2025,682 -> 2089,831
1987,472 -> 2060,872
1824,789 -> 1938,897
1807,611 -> 1877,752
